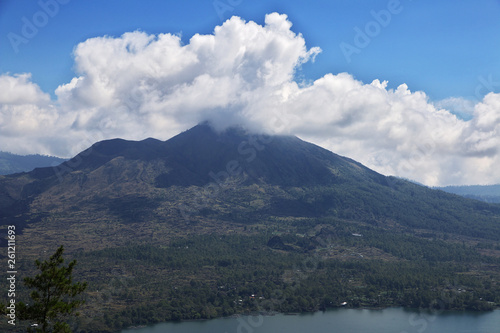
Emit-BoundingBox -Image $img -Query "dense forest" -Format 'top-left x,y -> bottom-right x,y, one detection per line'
32,229 -> 498,332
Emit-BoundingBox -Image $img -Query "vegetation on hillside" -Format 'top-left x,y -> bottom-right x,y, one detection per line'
38,229 -> 500,332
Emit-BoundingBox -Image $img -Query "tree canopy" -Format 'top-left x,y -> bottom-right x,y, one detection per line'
20,245 -> 87,333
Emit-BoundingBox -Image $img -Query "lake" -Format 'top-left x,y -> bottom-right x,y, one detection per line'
121,308 -> 500,333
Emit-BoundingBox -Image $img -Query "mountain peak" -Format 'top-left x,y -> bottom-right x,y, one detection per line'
153,122 -> 387,188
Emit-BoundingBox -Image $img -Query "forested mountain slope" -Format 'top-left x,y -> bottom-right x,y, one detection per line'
1,123 -> 500,332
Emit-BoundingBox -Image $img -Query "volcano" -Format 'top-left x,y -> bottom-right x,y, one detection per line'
1,123 -> 500,243
2,123 -> 500,332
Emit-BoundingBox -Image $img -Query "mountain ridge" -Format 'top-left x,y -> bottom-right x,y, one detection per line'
29,123 -> 388,189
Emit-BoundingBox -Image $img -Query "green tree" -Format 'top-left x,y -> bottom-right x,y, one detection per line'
20,245 -> 87,333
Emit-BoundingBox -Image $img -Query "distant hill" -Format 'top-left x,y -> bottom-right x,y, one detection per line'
0,151 -> 66,175
436,185 -> 500,203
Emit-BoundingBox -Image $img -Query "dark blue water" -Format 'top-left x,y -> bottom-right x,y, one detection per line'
121,308 -> 500,333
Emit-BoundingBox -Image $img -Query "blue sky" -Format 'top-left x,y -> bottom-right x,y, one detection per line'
1,0 -> 500,186
2,0 -> 499,101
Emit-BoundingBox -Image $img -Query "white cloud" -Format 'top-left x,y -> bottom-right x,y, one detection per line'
434,97 -> 476,120
0,73 -> 60,154
0,73 -> 50,105
1,13 -> 500,186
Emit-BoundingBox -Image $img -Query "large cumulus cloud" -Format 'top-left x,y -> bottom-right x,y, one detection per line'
55,13 -> 320,136
1,13 -> 499,186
